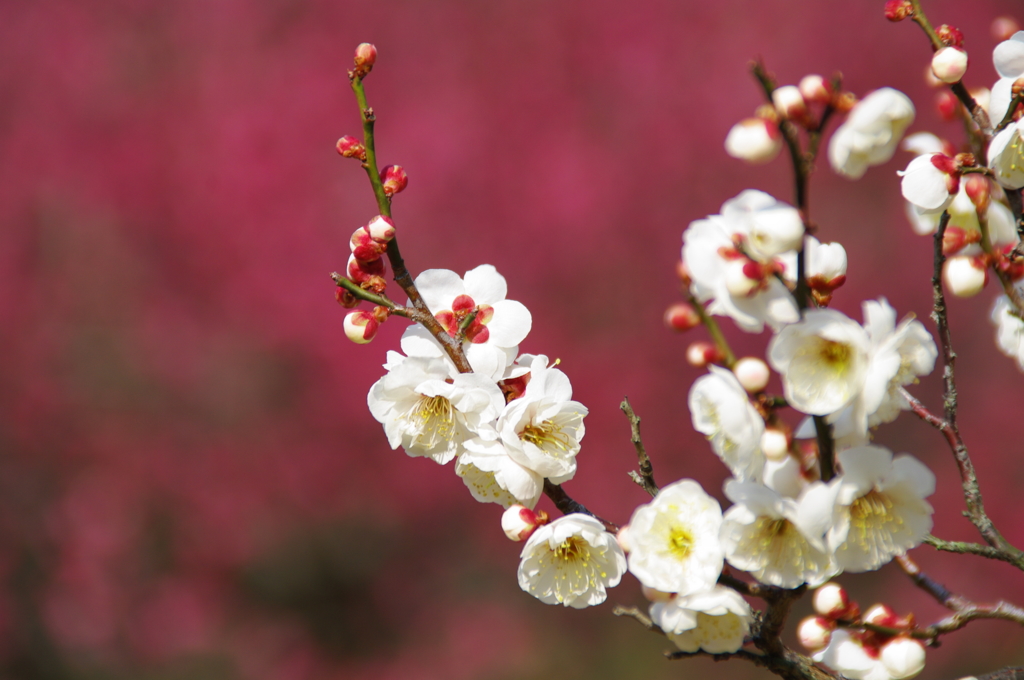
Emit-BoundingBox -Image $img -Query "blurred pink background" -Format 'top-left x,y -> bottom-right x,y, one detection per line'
2,0 -> 1024,678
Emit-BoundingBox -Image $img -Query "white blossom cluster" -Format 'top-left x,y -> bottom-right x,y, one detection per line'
354,23 -> 1024,676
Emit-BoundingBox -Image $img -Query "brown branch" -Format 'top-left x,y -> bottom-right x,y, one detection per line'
620,398 -> 658,497
541,480 -> 618,533
893,554 -> 1024,641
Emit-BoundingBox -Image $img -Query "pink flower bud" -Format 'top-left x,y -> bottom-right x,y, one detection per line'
935,24 -> 964,47
351,228 -> 386,262
761,427 -> 790,461
354,43 -> 377,70
884,0 -> 913,21
813,582 -> 856,620
335,286 -> 359,308
935,90 -> 959,121
943,255 -> 988,297
380,165 -> 408,196
686,342 -> 726,368
733,357 -> 770,393
799,74 -> 831,105
502,504 -> 545,541
881,637 -> 926,680
773,85 -> 808,122
965,174 -> 991,214
724,259 -> 763,297
724,118 -> 782,164
992,17 -> 1020,42
797,616 -> 834,651
941,226 -> 980,256
336,135 -> 366,160
366,215 -> 395,242
931,46 -> 968,84
664,302 -> 701,332
347,253 -> 386,283
344,310 -> 379,344
863,603 -> 900,628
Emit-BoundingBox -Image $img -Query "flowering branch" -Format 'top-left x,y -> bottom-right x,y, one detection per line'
688,290 -> 737,368
347,58 -> 473,374
904,0 -> 992,134
331,272 -> 408,315
620,398 -> 659,497
750,59 -> 839,482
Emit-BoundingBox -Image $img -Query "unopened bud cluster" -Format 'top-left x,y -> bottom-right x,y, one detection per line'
800,583 -> 926,680
342,215 -> 397,343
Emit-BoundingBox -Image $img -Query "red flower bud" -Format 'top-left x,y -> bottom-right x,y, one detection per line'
935,24 -> 964,47
884,0 -> 913,22
664,302 -> 702,332
336,135 -> 367,160
380,165 -> 408,196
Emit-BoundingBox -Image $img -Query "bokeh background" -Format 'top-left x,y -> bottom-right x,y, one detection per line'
2,0 -> 1024,678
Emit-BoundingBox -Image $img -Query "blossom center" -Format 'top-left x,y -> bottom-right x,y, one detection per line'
520,420 -> 572,455
554,536 -> 589,564
816,339 -> 853,370
411,395 -> 455,447
434,295 -> 495,343
667,526 -> 695,559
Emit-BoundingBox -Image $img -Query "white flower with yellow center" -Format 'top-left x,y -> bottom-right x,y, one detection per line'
720,480 -> 838,589
517,514 -> 626,608
768,308 -> 870,416
688,366 -> 765,482
655,586 -> 752,654
367,352 -> 505,464
625,479 -> 724,595
498,355 -> 587,484
456,437 -> 543,509
828,446 -> 935,572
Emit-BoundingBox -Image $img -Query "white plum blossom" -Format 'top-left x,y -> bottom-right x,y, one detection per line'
823,299 -> 937,444
991,293 -> 1024,371
899,154 -> 958,214
400,265 -> 532,380
720,480 -> 837,588
688,365 -> 765,482
655,586 -> 752,654
772,300 -> 935,443
987,119 -> 1024,190
496,355 -> 587,484
762,453 -> 806,499
943,255 -> 988,297
626,479 -> 724,595
828,446 -> 935,573
990,30 -> 1024,124
683,190 -> 802,332
768,308 -> 870,416
456,437 -> 544,509
828,88 -> 915,179
368,352 -> 505,464
517,514 -> 626,608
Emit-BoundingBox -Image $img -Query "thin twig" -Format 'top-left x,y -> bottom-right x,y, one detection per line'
924,534 -> 1024,571
620,398 -> 658,497
348,72 -> 473,374
905,0 -> 991,134
750,59 -> 836,482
